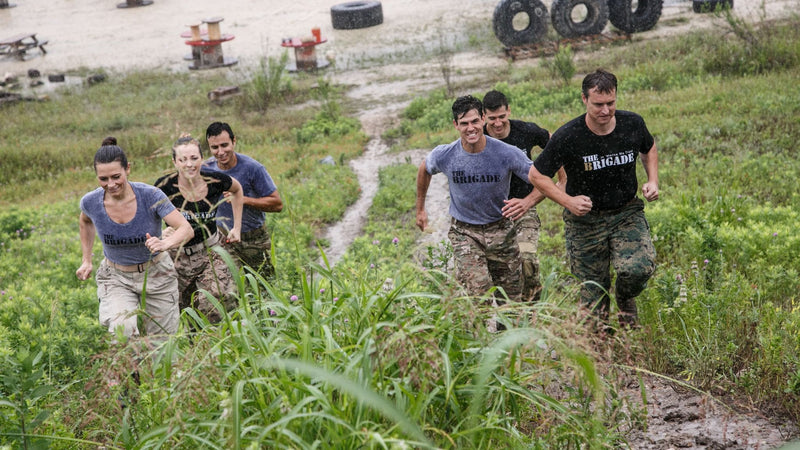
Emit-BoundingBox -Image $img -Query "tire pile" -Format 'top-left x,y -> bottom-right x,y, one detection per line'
493,0 -> 728,48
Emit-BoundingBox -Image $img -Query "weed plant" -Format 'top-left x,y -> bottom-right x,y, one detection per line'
238,51 -> 293,112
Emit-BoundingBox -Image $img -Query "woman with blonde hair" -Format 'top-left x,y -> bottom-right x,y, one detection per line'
155,134 -> 244,323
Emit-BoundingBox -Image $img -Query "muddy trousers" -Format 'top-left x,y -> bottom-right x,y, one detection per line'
96,253 -> 180,338
170,232 -> 237,324
223,225 -> 275,280
514,207 -> 542,302
448,217 -> 522,302
564,198 -> 656,325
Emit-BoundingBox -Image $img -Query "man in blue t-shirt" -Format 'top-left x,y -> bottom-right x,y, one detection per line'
416,95 -> 533,308
204,122 -> 283,278
529,69 -> 658,329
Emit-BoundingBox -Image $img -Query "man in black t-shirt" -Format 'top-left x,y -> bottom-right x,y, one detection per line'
529,70 -> 659,328
483,90 -> 565,302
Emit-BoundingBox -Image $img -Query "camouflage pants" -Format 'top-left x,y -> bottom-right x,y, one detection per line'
564,197 -> 656,324
171,232 -> 237,323
448,217 -> 522,302
514,207 -> 542,302
222,225 -> 275,279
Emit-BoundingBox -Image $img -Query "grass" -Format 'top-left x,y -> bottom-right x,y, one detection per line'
1,7 -> 800,448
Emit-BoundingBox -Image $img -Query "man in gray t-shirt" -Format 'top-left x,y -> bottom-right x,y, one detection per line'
416,95 -> 533,308
205,122 -> 283,279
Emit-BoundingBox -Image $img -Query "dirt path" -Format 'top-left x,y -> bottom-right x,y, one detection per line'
624,374 -> 797,449
320,104 -> 451,266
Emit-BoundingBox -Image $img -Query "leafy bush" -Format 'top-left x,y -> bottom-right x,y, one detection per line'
295,79 -> 360,145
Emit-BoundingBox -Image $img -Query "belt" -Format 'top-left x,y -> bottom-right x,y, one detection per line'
106,251 -> 168,273
181,232 -> 221,256
586,197 -> 642,216
451,217 -> 507,229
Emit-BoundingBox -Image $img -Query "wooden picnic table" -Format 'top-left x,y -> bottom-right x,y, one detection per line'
0,33 -> 48,60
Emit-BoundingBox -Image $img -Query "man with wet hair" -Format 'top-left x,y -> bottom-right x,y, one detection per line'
416,95 -> 534,311
529,69 -> 659,329
483,89 -> 565,302
204,122 -> 283,279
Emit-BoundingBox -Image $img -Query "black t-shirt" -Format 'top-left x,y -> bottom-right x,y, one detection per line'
154,170 -> 233,246
485,119 -> 550,199
534,110 -> 654,210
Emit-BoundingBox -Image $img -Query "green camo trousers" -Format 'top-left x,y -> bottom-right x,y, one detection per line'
223,225 -> 275,279
448,217 -> 522,303
564,197 -> 656,324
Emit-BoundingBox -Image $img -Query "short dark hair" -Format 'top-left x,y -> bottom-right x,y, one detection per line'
452,95 -> 483,122
93,144 -> 128,171
206,122 -> 235,141
172,133 -> 202,160
582,69 -> 617,98
482,90 -> 509,111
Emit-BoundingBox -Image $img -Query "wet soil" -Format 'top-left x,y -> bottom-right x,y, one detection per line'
623,375 -> 797,449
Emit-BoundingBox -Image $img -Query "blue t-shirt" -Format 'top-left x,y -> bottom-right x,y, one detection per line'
80,182 -> 176,265
204,153 -> 277,233
426,136 -> 533,225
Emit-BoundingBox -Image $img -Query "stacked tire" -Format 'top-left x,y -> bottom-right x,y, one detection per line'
493,0 -> 663,46
493,0 -> 550,47
550,0 -> 609,39
608,0 -> 662,33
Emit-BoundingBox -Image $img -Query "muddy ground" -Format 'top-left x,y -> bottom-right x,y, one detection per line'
2,0 -> 799,447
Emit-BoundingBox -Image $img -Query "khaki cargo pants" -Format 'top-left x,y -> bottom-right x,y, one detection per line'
222,225 -> 275,279
96,252 -> 180,338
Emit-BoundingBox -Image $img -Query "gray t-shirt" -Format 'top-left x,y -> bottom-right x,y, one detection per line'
426,136 -> 533,225
204,153 -> 277,233
80,182 -> 176,265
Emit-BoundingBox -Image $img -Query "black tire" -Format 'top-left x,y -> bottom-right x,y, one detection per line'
608,0 -> 662,33
331,1 -> 383,30
550,0 -> 609,39
493,0 -> 549,47
692,0 -> 733,13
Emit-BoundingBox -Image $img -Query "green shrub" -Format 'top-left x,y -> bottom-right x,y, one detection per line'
240,51 -> 293,112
